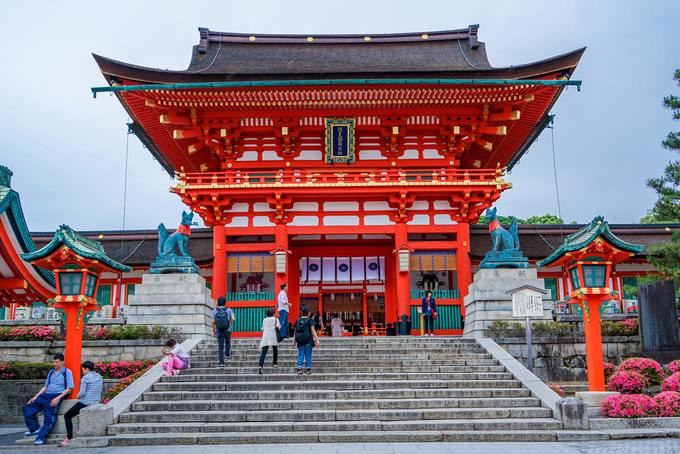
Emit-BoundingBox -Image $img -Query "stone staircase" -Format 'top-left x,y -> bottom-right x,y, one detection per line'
106,337 -> 564,445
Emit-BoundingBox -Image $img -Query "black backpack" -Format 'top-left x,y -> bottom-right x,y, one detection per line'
294,318 -> 311,345
215,307 -> 231,331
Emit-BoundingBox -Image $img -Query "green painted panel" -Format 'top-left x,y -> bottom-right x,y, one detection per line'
96,284 -> 112,306
622,277 -> 638,299
127,284 -> 135,296
410,305 -> 462,330
410,289 -> 460,300
226,292 -> 275,302
231,306 -> 268,333
543,278 -> 558,301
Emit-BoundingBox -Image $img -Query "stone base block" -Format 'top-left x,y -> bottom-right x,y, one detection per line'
126,273 -> 214,336
575,391 -> 619,418
463,268 -> 552,338
557,397 -> 589,429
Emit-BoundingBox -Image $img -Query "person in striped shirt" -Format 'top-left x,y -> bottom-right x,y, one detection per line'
60,361 -> 103,447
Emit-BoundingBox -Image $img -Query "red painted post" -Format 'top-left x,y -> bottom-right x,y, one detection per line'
63,304 -> 86,397
456,223 -> 472,317
394,222 -> 410,332
212,225 -> 227,300
582,297 -> 607,391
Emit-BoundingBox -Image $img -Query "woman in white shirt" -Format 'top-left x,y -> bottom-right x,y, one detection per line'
259,308 -> 281,375
162,339 -> 190,376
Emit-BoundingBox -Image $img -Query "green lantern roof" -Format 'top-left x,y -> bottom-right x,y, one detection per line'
21,224 -> 131,272
537,216 -> 645,267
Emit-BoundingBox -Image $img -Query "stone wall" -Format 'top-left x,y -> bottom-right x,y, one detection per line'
0,380 -> 118,423
0,339 -> 166,363
494,336 -> 642,382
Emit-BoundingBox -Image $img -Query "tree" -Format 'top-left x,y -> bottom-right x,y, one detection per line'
647,230 -> 680,287
525,214 -> 564,224
642,69 -> 680,223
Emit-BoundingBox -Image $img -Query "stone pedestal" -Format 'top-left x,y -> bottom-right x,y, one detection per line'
126,273 -> 214,337
463,268 -> 552,338
576,391 -> 619,418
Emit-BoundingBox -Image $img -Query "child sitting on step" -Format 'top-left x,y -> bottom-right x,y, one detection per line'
162,339 -> 190,376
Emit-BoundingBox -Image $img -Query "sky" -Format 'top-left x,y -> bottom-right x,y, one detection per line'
1,0 -> 679,232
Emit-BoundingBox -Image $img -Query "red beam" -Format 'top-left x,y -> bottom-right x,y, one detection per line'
0,278 -> 28,290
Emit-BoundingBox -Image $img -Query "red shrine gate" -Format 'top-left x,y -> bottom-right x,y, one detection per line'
94,26 -> 582,335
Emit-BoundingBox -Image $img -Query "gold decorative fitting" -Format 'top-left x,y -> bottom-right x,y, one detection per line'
448,160 -> 454,166
281,126 -> 288,136
421,34 -> 429,39
306,37 -> 314,42
248,36 -> 256,42
227,163 -> 232,168
363,36 -> 371,42
98,234 -> 104,239
285,161 -> 291,167
391,162 -> 396,167
392,126 -> 399,135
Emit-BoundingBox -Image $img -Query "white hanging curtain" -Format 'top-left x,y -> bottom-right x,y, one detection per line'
336,257 -> 351,282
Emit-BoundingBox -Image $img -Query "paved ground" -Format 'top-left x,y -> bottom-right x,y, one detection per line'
2,439 -> 680,454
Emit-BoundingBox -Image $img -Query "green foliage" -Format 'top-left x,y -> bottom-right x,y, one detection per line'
83,325 -> 182,340
3,362 -> 52,380
487,320 -> 573,337
477,213 -> 567,225
647,230 -> 680,287
525,214 -> 565,224
644,69 -> 680,223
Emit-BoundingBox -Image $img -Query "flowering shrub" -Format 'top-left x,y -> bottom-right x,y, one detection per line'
651,391 -> 680,417
0,360 -> 154,380
604,362 -> 617,381
607,370 -> 648,394
667,360 -> 680,375
94,360 -> 154,379
662,372 -> 680,392
601,319 -> 639,337
0,326 -> 60,341
548,383 -> 566,397
601,393 -> 655,418
84,325 -> 182,340
619,357 -> 665,386
101,365 -> 153,404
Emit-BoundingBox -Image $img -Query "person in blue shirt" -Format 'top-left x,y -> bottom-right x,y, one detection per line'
60,361 -> 103,447
23,353 -> 74,445
212,297 -> 235,367
421,290 -> 437,336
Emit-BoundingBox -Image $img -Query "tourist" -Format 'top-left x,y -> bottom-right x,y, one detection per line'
258,308 -> 280,374
313,311 -> 324,333
293,306 -> 319,375
23,353 -> 74,446
421,290 -> 437,336
60,361 -> 103,447
212,296 -> 235,367
386,323 -> 396,336
330,313 -> 344,337
162,339 -> 190,376
278,283 -> 290,339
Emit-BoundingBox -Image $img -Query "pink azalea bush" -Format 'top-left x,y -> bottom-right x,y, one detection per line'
604,362 -> 617,381
619,357 -> 665,386
601,393 -> 655,418
0,363 -> 12,379
662,372 -> 680,392
651,391 -> 680,417
101,365 -> 152,404
0,326 -> 60,341
667,360 -> 680,375
621,318 -> 639,336
94,360 -> 154,379
607,370 -> 648,394
548,383 -> 566,397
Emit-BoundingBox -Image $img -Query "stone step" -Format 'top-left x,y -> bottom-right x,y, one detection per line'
108,417 -> 562,435
118,406 -> 553,423
191,353 -> 493,360
196,346 -> 489,353
188,360 -> 499,369
167,365 -> 507,376
152,379 -> 522,391
200,340 -> 479,348
132,397 -> 541,412
144,387 -> 530,400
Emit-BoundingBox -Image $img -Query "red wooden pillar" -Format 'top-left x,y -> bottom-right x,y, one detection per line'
63,304 -> 88,396
582,296 -> 608,391
456,222 -> 472,317
394,222 -> 410,330
288,253 -> 300,322
212,225 -> 227,300
274,223 -> 291,315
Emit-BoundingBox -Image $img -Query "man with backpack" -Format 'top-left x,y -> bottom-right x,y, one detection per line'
23,353 -> 74,445
212,297 -> 235,367
293,306 -> 319,375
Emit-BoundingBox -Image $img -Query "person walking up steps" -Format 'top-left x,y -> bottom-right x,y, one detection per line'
277,283 -> 290,339
293,306 -> 319,375
258,308 -> 280,374
212,297 -> 235,367
23,353 -> 74,445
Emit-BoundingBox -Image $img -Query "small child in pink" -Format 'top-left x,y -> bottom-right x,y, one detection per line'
162,339 -> 190,376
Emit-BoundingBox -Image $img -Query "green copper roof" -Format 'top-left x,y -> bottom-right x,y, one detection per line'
0,178 -> 55,287
21,224 -> 131,272
537,216 -> 645,267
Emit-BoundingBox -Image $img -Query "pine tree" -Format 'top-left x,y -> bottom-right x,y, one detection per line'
642,69 -> 680,223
